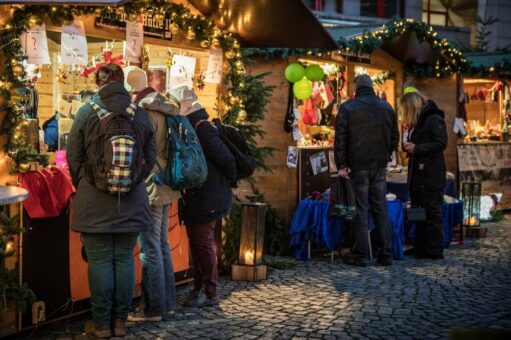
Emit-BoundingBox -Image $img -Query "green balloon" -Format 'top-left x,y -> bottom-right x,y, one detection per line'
305,64 -> 324,81
285,63 -> 305,83
293,78 -> 313,100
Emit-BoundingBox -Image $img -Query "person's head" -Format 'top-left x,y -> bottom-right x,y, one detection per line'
168,85 -> 202,115
355,74 -> 373,90
124,66 -> 148,94
399,87 -> 427,128
95,63 -> 124,88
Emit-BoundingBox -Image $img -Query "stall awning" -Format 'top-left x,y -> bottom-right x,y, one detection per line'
0,0 -> 127,4
465,52 -> 511,68
188,0 -> 338,49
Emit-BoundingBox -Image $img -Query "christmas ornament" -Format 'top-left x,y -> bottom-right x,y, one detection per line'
285,63 -> 305,83
304,64 -> 324,81
293,78 -> 313,100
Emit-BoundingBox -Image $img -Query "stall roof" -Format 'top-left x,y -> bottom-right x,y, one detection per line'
465,52 -> 511,68
188,0 -> 338,49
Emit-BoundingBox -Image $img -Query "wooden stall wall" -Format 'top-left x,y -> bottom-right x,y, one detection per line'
411,76 -> 459,177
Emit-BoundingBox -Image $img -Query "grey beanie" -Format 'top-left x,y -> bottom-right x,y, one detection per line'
355,74 -> 373,89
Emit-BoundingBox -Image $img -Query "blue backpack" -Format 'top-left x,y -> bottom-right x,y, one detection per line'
153,115 -> 208,191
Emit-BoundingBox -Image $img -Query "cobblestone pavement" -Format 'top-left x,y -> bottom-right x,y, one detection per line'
29,219 -> 511,339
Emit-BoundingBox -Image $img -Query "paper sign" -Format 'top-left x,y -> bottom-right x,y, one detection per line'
310,152 -> 329,176
61,21 -> 88,65
124,19 -> 144,63
287,146 -> 298,168
169,55 -> 196,89
21,24 -> 50,65
292,123 -> 303,141
204,47 -> 223,84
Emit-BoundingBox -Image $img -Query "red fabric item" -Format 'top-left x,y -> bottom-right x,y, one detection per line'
302,99 -> 317,125
19,167 -> 76,219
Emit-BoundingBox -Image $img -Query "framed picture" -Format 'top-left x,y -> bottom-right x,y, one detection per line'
147,66 -> 168,94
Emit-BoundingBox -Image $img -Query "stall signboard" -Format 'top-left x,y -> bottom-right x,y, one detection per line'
95,12 -> 173,41
334,49 -> 371,64
124,19 -> 144,62
458,144 -> 511,209
21,24 -> 51,65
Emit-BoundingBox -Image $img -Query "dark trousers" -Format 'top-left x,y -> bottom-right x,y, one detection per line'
410,188 -> 444,257
186,220 -> 218,298
351,168 -> 393,258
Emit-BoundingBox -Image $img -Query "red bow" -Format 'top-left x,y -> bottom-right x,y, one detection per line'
80,50 -> 124,77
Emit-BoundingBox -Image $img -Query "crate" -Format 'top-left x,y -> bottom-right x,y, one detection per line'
464,226 -> 488,238
231,264 -> 267,281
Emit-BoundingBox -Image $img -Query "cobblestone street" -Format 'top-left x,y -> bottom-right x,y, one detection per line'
31,219 -> 511,339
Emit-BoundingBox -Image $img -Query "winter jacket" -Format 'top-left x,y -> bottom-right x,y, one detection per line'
182,108 -> 237,226
408,100 -> 447,191
334,86 -> 399,171
67,81 -> 156,233
138,90 -> 181,206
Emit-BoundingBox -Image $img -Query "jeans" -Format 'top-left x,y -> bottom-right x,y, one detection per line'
82,232 -> 138,326
351,168 -> 392,258
138,204 -> 176,316
186,220 -> 218,298
410,188 -> 444,256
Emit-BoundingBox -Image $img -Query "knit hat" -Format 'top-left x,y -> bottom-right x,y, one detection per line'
168,85 -> 203,115
355,74 -> 372,89
124,66 -> 147,93
403,86 -> 419,95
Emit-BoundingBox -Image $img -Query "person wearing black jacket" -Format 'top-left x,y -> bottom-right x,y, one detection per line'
168,85 -> 237,307
400,87 -> 447,259
334,74 -> 399,267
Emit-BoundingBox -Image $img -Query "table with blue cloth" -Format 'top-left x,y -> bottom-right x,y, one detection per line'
386,175 -> 457,202
289,199 -> 405,261
408,200 -> 464,247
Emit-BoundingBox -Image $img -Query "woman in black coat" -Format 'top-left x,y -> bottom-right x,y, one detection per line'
399,88 -> 447,259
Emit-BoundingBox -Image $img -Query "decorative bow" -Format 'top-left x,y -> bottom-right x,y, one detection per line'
80,48 -> 124,78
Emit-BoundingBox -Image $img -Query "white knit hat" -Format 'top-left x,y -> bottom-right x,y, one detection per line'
168,85 -> 203,115
124,66 -> 147,93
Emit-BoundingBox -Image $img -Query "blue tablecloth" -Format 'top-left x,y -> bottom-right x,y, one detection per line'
387,178 -> 457,203
408,201 -> 464,247
289,199 -> 404,261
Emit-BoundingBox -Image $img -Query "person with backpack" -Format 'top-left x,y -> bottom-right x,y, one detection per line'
67,63 -> 155,338
168,85 -> 237,307
123,66 -> 180,322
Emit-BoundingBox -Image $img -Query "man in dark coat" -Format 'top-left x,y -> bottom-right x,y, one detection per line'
67,64 -> 155,338
334,74 -> 399,267
169,85 -> 236,307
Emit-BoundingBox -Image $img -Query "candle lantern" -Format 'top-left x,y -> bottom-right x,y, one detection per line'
232,195 -> 268,281
461,181 -> 481,228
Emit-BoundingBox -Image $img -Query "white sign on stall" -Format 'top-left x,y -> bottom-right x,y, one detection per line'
61,21 -> 88,65
169,55 -> 196,89
204,47 -> 223,84
124,19 -> 144,63
21,24 -> 51,65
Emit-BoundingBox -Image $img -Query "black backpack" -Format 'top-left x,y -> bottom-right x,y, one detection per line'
84,101 -> 145,194
212,118 -> 256,180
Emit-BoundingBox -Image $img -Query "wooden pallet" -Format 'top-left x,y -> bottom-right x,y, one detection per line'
464,226 -> 488,238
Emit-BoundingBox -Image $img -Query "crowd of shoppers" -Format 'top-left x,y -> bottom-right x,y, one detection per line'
68,64 -> 235,338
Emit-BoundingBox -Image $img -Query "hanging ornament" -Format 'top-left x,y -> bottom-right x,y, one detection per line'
211,38 -> 221,48
305,64 -> 324,81
128,12 -> 138,21
12,65 -> 24,76
18,163 -> 30,173
230,96 -> 240,105
200,40 -> 210,48
141,45 -> 150,71
285,63 -> 305,83
237,109 -> 247,124
170,23 -> 179,35
194,72 -> 206,90
225,50 -> 236,59
154,12 -> 165,22
186,28 -> 196,40
293,78 -> 313,100
233,41 -> 241,49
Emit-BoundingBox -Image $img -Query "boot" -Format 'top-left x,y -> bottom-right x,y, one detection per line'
84,320 -> 111,338
113,318 -> 127,337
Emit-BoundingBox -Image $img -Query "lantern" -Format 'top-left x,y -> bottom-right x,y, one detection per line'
461,182 -> 481,228
232,196 -> 267,281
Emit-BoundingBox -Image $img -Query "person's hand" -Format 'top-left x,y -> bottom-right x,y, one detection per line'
404,142 -> 415,153
338,167 -> 351,179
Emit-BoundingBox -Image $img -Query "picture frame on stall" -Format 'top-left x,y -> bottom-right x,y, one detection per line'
147,66 -> 168,94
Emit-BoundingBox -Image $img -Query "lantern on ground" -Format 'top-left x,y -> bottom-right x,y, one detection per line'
232,195 -> 267,281
461,182 -> 481,228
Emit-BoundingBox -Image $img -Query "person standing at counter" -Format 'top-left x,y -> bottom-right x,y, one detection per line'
124,66 -> 180,322
334,74 -> 398,267
400,87 -> 447,260
67,63 -> 155,338
169,85 -> 237,307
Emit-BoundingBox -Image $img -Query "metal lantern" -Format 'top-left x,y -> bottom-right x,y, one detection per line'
232,196 -> 268,281
461,182 -> 481,228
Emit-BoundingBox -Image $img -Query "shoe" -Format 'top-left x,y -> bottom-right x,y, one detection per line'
127,312 -> 162,322
113,318 -> 127,337
377,255 -> 393,266
183,289 -> 202,305
184,291 -> 220,307
342,254 -> 368,267
84,320 -> 112,338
